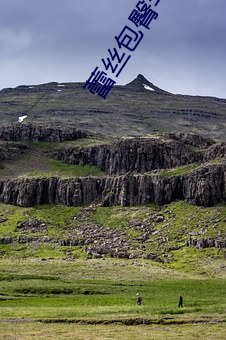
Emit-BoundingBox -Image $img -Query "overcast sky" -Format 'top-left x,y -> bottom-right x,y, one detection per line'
0,0 -> 225,97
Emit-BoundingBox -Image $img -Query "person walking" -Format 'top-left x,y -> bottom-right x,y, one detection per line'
178,294 -> 183,308
136,293 -> 142,306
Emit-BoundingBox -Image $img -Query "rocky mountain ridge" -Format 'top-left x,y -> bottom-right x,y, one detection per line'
1,74 -> 226,139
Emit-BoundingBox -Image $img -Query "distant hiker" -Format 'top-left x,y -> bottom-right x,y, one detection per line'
137,293 -> 142,306
178,294 -> 183,308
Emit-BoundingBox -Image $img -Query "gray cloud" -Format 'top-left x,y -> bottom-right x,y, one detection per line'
0,0 -> 225,97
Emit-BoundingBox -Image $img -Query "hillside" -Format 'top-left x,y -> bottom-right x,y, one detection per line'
0,124 -> 225,266
0,74 -> 226,140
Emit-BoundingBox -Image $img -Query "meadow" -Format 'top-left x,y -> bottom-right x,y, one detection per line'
0,257 -> 225,339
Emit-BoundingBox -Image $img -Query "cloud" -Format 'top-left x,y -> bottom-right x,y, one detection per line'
0,28 -> 31,56
0,0 -> 225,97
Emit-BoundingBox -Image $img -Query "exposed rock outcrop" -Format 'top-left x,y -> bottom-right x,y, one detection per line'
16,218 -> 48,233
0,124 -> 90,143
0,128 -> 225,208
0,164 -> 225,207
187,237 -> 226,249
204,142 -> 226,160
0,142 -> 28,161
164,132 -> 215,149
181,165 -> 226,205
52,138 -> 203,175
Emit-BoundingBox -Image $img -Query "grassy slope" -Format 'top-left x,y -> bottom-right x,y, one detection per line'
0,201 -> 225,276
0,140 -> 106,179
0,137 -> 225,276
1,82 -> 226,140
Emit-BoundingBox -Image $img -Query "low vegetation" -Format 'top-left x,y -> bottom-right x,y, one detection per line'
157,163 -> 200,177
0,322 -> 225,340
0,257 -> 225,339
0,201 -> 225,277
23,159 -> 105,178
0,142 -> 105,179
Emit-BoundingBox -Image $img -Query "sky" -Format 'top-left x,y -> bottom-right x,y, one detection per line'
0,0 -> 225,98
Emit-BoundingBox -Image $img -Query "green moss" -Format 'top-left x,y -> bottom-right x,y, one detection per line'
0,204 -> 28,236
92,207 -> 131,229
158,163 -> 200,177
168,247 -> 225,275
23,160 -> 105,178
92,205 -> 158,230
0,204 -> 82,238
0,201 -> 225,275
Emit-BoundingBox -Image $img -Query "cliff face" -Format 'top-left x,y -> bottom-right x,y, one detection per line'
0,125 -> 225,208
0,164 -> 225,207
0,142 -> 28,161
0,124 -> 90,142
52,138 -> 203,175
204,142 -> 226,160
164,132 -> 215,149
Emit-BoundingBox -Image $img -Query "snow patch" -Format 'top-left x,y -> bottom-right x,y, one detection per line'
57,89 -> 62,92
143,84 -> 155,91
18,115 -> 27,123
57,84 -> 65,87
29,86 -> 34,89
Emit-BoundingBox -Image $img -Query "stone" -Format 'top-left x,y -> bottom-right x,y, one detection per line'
0,123 -> 90,143
155,215 -> 165,223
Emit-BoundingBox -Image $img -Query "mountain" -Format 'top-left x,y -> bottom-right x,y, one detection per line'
0,74 -> 226,140
124,74 -> 171,94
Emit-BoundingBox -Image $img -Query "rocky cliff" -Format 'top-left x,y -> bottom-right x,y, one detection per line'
164,132 -> 215,149
0,125 -> 225,208
52,137 -> 204,175
0,123 -> 90,142
0,142 -> 28,161
204,142 -> 226,160
0,164 -> 225,207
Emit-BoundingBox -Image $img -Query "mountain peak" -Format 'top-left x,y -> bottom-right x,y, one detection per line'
124,74 -> 171,94
137,74 -> 146,80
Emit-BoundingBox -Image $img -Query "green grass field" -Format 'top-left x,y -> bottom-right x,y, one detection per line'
0,322 -> 225,340
0,258 -> 225,339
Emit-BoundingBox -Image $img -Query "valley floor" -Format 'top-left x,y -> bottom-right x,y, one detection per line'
0,322 -> 225,340
0,257 -> 225,339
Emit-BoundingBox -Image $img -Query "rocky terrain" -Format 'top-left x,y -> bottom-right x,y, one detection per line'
0,123 -> 90,143
0,142 -> 28,162
0,201 -> 225,262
